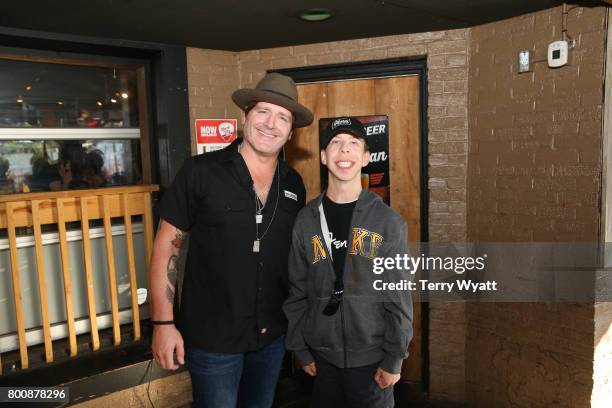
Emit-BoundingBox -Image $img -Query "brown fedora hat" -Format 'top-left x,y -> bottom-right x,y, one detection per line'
232,73 -> 313,128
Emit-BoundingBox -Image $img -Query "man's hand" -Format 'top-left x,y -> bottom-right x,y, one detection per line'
303,362 -> 317,376
374,367 -> 400,389
152,325 -> 185,370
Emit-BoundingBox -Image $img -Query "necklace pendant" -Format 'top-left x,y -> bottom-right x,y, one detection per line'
253,240 -> 260,253
256,214 -> 263,224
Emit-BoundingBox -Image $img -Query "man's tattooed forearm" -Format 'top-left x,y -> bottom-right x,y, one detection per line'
171,228 -> 186,249
165,254 -> 179,304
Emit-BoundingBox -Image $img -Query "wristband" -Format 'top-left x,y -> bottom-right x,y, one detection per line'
151,320 -> 175,325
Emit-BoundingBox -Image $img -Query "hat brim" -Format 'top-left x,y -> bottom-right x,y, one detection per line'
232,89 -> 314,128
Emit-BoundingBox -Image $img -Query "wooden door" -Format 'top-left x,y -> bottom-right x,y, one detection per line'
285,76 -> 423,384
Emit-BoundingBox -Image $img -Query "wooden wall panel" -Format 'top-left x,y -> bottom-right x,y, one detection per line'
291,83 -> 329,201
375,76 -> 422,383
375,76 -> 421,241
327,79 -> 377,117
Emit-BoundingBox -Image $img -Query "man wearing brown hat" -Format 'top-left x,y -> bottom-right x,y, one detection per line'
149,73 -> 313,407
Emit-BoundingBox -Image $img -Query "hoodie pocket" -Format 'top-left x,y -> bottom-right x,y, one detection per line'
343,297 -> 386,352
303,298 -> 343,351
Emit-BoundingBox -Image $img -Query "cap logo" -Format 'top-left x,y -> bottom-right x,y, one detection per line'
331,118 -> 351,130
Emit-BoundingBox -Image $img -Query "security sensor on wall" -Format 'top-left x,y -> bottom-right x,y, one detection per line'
518,50 -> 530,73
548,41 -> 568,68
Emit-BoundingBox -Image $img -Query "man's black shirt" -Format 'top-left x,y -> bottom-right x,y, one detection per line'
159,139 -> 305,352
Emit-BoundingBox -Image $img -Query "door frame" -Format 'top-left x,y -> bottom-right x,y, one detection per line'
273,56 -> 430,393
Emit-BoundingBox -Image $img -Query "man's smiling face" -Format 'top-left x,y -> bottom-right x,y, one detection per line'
241,101 -> 293,157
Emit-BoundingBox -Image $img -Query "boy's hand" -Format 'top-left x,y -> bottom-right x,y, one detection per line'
303,362 -> 317,376
374,367 -> 400,389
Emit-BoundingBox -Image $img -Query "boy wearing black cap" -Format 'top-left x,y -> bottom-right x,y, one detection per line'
283,117 -> 413,407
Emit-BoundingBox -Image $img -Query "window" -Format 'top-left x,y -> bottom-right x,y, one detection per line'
0,58 -> 145,194
0,59 -> 138,129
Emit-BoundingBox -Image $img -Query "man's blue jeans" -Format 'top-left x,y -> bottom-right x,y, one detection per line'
185,335 -> 286,408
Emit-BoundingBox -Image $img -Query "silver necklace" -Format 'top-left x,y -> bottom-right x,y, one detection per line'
253,162 -> 280,253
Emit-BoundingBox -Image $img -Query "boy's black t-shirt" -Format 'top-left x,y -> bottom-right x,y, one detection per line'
322,195 -> 357,278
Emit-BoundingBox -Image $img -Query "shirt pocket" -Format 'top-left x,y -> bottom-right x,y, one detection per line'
279,194 -> 301,216
201,196 -> 250,226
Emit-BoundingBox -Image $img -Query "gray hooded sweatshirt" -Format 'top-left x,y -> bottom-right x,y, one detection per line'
283,189 -> 413,374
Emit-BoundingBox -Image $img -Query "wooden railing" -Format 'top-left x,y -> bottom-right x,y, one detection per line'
0,185 -> 158,374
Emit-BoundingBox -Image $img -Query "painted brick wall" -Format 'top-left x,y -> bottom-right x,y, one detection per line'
468,6 -> 604,242
186,49 -> 241,153
467,6 -> 606,407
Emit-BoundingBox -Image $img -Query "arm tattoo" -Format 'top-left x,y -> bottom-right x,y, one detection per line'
171,228 -> 186,249
165,286 -> 175,304
165,254 -> 179,304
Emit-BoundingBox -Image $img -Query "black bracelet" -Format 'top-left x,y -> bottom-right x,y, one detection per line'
151,320 -> 175,325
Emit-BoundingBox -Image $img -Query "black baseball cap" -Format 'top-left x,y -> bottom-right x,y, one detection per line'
321,116 -> 369,149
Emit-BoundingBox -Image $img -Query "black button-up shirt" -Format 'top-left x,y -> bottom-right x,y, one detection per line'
159,139 -> 305,352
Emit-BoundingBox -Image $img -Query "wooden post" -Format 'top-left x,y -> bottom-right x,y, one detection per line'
57,198 -> 78,357
102,195 -> 121,346
143,192 -> 154,273
122,193 -> 141,340
31,200 -> 54,362
5,203 -> 29,369
80,196 -> 100,351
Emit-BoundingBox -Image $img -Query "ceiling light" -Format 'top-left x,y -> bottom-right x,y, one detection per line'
121,92 -> 129,99
96,101 -> 103,106
25,85 -> 32,91
299,8 -> 333,22
57,101 -> 64,105
110,98 -> 117,103
16,97 -> 23,103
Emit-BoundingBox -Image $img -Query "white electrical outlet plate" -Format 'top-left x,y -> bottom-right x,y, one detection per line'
548,41 -> 568,68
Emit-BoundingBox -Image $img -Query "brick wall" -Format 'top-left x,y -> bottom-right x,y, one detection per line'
468,6 -> 604,242
186,48 -> 241,153
467,6 -> 607,406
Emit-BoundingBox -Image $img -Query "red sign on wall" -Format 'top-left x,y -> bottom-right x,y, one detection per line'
195,118 -> 237,154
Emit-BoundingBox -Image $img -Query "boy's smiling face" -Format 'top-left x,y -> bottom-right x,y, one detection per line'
321,132 -> 370,184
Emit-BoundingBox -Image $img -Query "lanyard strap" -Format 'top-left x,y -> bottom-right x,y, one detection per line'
319,202 -> 345,294
318,203 -> 333,261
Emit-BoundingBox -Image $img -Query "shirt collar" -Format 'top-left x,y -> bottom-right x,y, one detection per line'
221,139 -> 290,177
